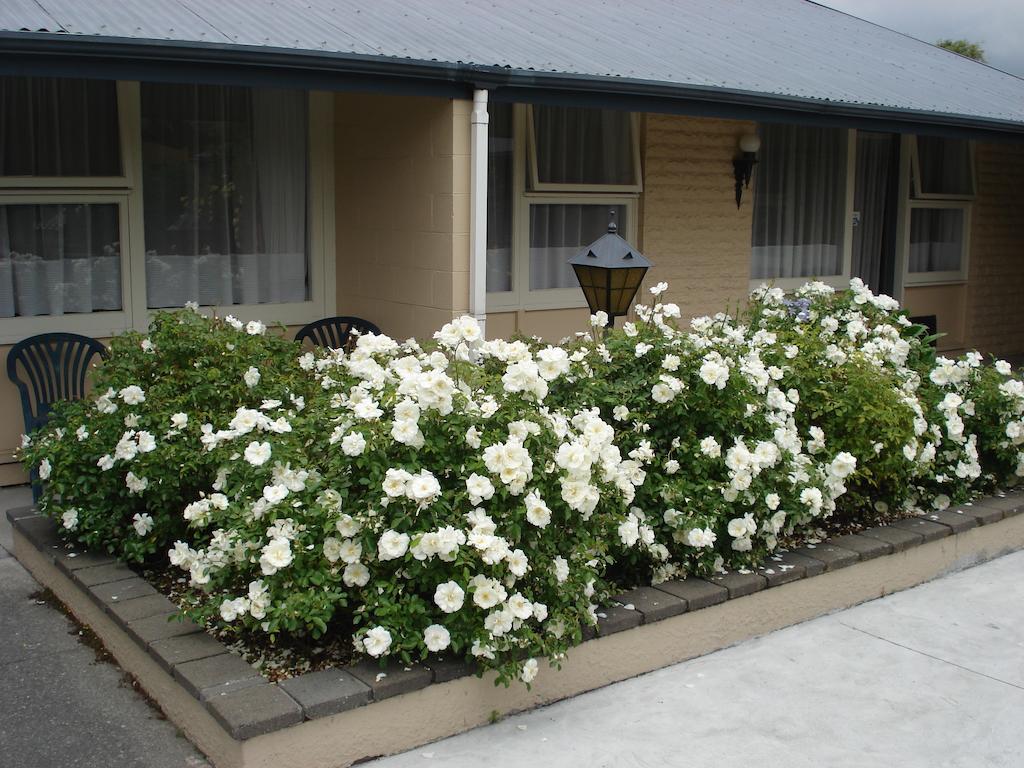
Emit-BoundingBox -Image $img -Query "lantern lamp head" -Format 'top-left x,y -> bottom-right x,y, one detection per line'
569,210 -> 652,327
733,133 -> 761,208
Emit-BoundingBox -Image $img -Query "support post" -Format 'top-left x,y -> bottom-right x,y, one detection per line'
469,88 -> 489,338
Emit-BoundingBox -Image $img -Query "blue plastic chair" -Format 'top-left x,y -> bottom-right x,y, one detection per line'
7,332 -> 108,499
294,316 -> 381,351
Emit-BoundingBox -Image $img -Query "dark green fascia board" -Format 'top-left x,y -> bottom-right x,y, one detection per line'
1,32 -> 1022,142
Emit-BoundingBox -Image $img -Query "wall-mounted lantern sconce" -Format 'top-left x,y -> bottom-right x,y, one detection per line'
733,133 -> 761,208
569,210 -> 652,329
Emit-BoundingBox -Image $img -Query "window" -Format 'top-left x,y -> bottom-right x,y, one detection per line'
487,103 -> 640,310
905,136 -> 973,284
751,124 -> 851,286
140,84 -> 309,309
0,77 -> 130,337
0,76 -> 332,342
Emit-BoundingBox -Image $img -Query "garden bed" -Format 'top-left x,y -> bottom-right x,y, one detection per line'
10,491 -> 1024,768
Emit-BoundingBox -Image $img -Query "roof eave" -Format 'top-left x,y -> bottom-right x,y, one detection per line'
1,32 -> 1022,140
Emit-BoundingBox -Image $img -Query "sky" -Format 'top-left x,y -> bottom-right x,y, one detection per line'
816,0 -> 1024,77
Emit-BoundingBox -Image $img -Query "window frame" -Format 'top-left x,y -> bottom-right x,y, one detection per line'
525,105 -> 643,193
0,79 -> 135,189
0,78 -> 334,341
909,135 -> 976,201
903,199 -> 972,286
487,103 -> 641,312
0,189 -> 134,343
901,135 -> 974,287
748,127 -> 856,293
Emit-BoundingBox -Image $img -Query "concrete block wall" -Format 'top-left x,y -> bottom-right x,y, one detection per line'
639,114 -> 756,324
333,93 -> 471,340
963,140 -> 1024,356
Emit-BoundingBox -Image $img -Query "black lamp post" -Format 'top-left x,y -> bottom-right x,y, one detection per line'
569,211 -> 652,328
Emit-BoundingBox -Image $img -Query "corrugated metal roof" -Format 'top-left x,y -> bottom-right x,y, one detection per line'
1,0 -> 1022,130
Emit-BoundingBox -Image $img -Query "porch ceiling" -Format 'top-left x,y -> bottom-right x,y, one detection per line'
1,0 -> 1023,138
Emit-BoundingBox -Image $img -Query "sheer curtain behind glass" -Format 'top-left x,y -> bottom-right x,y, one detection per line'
0,77 -> 122,318
909,208 -> 964,273
751,124 -> 846,280
530,204 -> 626,290
532,106 -> 634,186
486,103 -> 514,293
141,84 -> 308,308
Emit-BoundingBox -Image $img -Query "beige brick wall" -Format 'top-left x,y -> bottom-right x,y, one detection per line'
963,140 -> 1024,356
334,93 -> 471,340
640,114 -> 756,323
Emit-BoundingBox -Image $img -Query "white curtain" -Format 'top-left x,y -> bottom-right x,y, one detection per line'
0,77 -> 122,318
917,136 -> 972,195
141,84 -> 308,309
486,104 -> 514,293
909,208 -> 963,272
851,132 -> 897,292
751,124 -> 847,279
529,204 -> 626,290
533,106 -> 634,186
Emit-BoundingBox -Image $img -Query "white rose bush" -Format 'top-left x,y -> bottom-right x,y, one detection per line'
20,279 -> 1024,687
167,321 -> 644,684
19,309 -> 312,562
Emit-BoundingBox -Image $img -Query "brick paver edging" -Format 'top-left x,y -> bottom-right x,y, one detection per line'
8,491 -> 1024,768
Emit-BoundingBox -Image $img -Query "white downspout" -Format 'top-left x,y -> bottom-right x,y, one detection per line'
469,89 -> 489,337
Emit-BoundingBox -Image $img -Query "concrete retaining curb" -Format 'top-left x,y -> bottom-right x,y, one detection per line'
9,492 -> 1024,768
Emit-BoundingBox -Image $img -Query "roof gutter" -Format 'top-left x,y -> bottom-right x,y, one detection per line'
2,32 -> 1022,140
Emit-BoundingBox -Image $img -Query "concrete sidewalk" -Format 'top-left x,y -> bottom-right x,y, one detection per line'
3,482 -> 1022,768
369,550 -> 1024,768
1,486 -> 209,768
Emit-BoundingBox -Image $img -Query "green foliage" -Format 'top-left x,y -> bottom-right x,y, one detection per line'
20,310 -> 311,562
19,279 -> 1024,687
936,39 -> 986,62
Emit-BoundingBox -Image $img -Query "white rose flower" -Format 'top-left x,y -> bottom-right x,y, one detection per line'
466,473 -> 496,504
119,385 -> 146,405
687,527 -> 716,548
343,562 -> 370,587
220,597 -> 250,623
552,555 -> 570,583
341,432 -> 367,456
263,484 -> 289,505
612,405 -> 630,422
125,471 -> 149,494
423,624 -> 451,653
244,366 -> 261,388
132,512 -> 154,536
61,508 -> 79,530
525,491 -> 552,528
472,578 -> 506,609
244,440 -> 272,466
323,537 -> 343,563
38,458 -> 51,480
699,436 -> 721,458
377,530 -> 410,561
506,549 -> 529,577
590,311 -> 609,328
507,592 -> 534,619
406,470 -> 441,503
363,626 -> 392,657
259,536 -> 293,575
136,431 -> 156,453
521,658 -> 539,684
246,320 -> 266,336
829,451 -> 858,479
335,514 -> 361,537
170,413 -> 188,429
434,581 -> 466,613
